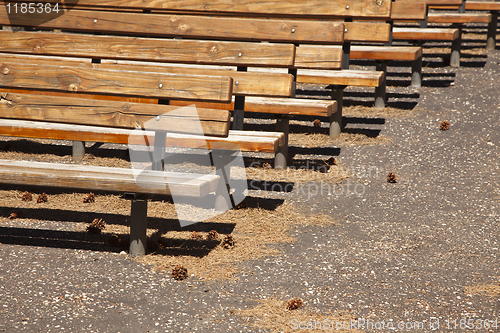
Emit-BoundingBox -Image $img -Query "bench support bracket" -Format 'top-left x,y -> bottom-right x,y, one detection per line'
374,61 -> 388,109
487,11 -> 498,51
329,85 -> 345,138
72,140 -> 85,163
450,24 -> 462,67
275,115 -> 289,168
411,56 -> 423,88
129,199 -> 148,257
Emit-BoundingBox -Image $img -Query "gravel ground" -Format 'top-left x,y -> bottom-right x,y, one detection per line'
1,30 -> 500,332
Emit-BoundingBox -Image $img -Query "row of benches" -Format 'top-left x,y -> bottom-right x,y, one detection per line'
0,0 -> 497,256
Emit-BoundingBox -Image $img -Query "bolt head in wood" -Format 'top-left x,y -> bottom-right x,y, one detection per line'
346,5 -> 349,9
238,53 -> 242,57
155,116 -> 160,121
291,28 -> 295,33
235,81 -> 239,86
158,83 -> 163,88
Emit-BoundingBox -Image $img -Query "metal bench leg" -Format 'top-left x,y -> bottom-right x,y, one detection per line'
450,24 -> 462,68
487,11 -> 498,51
212,151 -> 235,211
72,141 -> 85,163
329,85 -> 345,138
374,61 -> 387,109
129,199 -> 148,257
411,56 -> 423,88
274,115 -> 289,169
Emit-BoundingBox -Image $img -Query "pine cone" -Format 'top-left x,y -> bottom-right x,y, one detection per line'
87,218 -> 105,234
221,235 -> 235,249
8,212 -> 18,219
387,172 -> 397,183
171,265 -> 188,281
83,193 -> 95,203
286,298 -> 303,310
313,119 -> 321,127
21,191 -> 32,202
440,120 -> 450,131
206,230 -> 219,241
36,193 -> 48,203
191,231 -> 203,240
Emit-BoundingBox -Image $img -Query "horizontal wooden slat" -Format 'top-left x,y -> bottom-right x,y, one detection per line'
0,159 -> 219,197
249,68 -> 384,87
0,31 -> 295,68
0,54 -> 293,98
0,8 -> 342,44
0,93 -> 231,136
0,62 -> 232,102
1,0 -> 392,17
99,61 -> 294,97
170,97 -> 336,117
393,27 -> 460,41
395,0 -> 463,5
351,45 -> 422,61
294,45 -> 343,70
466,2 -> 500,11
344,22 -> 391,43
0,119 -> 283,153
427,13 -> 491,24
391,1 -> 427,20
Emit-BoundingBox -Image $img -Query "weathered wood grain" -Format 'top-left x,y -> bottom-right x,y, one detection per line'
0,8 -> 342,43
351,45 -> 422,61
0,159 -> 219,196
466,2 -> 500,11
170,97 -> 336,117
344,22 -> 391,43
391,1 -> 426,20
0,119 -> 284,153
294,45 -> 343,70
0,93 -> 231,136
0,31 -> 295,67
393,27 -> 460,41
428,13 -> 491,24
0,62 -> 232,102
1,0 -> 392,17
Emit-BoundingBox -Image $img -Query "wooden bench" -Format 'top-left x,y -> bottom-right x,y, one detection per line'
430,0 -> 499,50
394,0 -> 466,67
0,75 -> 233,256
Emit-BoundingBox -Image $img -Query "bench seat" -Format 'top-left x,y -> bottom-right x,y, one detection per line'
350,45 -> 422,62
427,13 -> 492,24
0,119 -> 284,154
393,27 -> 460,41
0,159 -> 220,197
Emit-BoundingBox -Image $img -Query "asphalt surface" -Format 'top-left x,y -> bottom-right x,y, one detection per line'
1,43 -> 500,332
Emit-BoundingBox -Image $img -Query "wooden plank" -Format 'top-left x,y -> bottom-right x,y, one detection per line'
0,31 -> 295,68
351,45 -> 422,61
170,97 -> 336,117
0,54 -> 293,97
393,27 -> 460,41
466,2 -> 500,11
294,45 -> 343,70
344,22 -> 391,43
391,1 -> 427,20
99,62 -> 294,97
427,13 -> 492,24
0,119 -> 282,153
0,159 -> 218,197
1,0 -> 392,17
395,0 -> 462,5
0,8 -> 343,44
296,69 -> 385,87
0,93 -> 231,136
0,62 -> 233,102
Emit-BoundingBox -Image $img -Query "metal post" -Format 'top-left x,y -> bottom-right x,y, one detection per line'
450,24 -> 462,67
420,6 -> 429,28
72,141 -> 85,163
274,115 -> 289,168
329,85 -> 345,138
374,62 -> 387,109
487,11 -> 498,51
232,66 -> 247,130
411,56 -> 423,88
129,199 -> 148,256
152,131 -> 167,171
